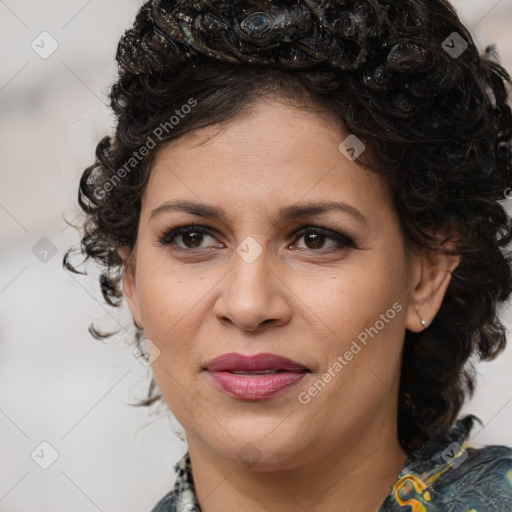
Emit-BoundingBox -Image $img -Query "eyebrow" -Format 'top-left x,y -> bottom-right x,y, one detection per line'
149,199 -> 368,225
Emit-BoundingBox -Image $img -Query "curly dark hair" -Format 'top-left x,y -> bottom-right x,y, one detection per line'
63,0 -> 512,452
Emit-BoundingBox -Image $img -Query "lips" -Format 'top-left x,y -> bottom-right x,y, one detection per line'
203,352 -> 310,400
203,352 -> 310,373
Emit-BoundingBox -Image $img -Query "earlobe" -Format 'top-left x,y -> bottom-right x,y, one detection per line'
405,250 -> 460,333
118,246 -> 143,329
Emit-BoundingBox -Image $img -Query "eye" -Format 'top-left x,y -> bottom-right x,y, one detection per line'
292,226 -> 355,252
158,225 -> 219,250
158,224 -> 355,252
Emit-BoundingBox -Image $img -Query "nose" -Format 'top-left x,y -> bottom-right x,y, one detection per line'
213,245 -> 292,332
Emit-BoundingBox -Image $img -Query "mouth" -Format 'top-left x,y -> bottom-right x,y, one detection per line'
203,352 -> 310,373
226,369 -> 304,375
203,352 -> 311,400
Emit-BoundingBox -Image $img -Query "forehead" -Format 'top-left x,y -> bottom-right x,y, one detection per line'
142,98 -> 392,221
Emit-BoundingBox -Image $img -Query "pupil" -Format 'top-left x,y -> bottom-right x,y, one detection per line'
183,232 -> 203,248
305,233 -> 324,249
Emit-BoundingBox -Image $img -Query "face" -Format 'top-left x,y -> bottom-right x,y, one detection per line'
121,96 -> 457,470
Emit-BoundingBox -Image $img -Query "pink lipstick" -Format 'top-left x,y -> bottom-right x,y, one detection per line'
203,352 -> 310,400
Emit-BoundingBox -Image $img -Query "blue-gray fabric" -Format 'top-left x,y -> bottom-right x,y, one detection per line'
150,415 -> 512,511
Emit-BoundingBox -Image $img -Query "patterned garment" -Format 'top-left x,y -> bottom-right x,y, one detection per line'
150,415 -> 512,512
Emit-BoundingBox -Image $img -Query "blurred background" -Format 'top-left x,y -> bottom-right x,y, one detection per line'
1,1 -> 512,511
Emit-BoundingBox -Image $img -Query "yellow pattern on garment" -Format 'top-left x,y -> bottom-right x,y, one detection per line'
393,442 -> 469,510
394,474 -> 431,511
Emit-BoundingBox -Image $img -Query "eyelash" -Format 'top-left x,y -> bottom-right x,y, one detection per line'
157,223 -> 355,253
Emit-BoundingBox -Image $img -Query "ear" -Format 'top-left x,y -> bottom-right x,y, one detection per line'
118,246 -> 143,330
405,244 -> 460,333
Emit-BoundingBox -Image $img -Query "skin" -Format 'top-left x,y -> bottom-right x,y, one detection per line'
120,96 -> 460,512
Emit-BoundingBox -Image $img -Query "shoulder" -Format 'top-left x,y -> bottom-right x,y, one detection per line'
149,490 -> 177,512
151,490 -> 183,512
390,415 -> 512,511
149,451 -> 200,512
439,442 -> 512,496
434,442 -> 512,508
150,488 -> 200,512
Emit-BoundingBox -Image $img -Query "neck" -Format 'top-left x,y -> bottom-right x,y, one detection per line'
186,411 -> 408,512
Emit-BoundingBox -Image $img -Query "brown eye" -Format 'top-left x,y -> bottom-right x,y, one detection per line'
159,225 -> 218,249
298,232 -> 331,250
293,227 -> 355,251
159,224 -> 355,253
179,230 -> 212,248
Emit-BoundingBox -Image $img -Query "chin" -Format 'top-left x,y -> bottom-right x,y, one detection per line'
206,433 -> 313,471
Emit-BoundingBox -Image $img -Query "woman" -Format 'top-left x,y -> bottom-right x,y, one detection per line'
64,0 -> 512,510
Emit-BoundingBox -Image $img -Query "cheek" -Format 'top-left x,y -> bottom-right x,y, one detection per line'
136,251 -> 206,329
134,261 -> 200,372
307,251 -> 406,333
137,265 -> 209,419
150,359 -> 212,437
310,251 -> 408,388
